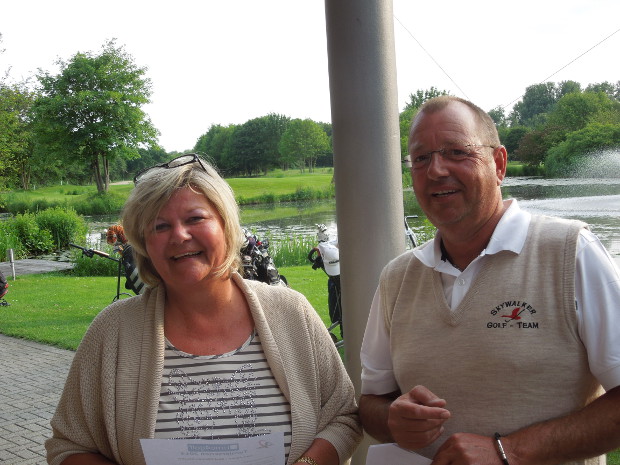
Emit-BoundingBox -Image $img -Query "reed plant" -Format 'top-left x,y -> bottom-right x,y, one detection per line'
267,233 -> 317,267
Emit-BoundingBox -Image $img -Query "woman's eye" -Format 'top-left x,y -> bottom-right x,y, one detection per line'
154,223 -> 169,232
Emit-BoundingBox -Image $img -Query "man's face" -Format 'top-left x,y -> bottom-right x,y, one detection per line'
408,102 -> 506,234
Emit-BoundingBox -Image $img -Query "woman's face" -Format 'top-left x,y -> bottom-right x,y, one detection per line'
145,187 -> 228,290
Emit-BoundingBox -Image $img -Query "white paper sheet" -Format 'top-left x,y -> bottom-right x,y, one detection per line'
366,443 -> 433,465
140,432 -> 284,465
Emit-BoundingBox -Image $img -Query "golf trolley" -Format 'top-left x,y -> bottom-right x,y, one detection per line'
70,243 -> 144,302
240,229 -> 288,287
308,217 -> 421,348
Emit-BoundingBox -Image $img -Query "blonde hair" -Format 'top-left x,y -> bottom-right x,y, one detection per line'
121,155 -> 242,287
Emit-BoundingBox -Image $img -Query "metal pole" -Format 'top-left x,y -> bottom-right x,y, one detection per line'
8,249 -> 16,280
324,0 -> 404,462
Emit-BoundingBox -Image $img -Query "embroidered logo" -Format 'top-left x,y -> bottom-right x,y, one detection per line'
487,300 -> 538,329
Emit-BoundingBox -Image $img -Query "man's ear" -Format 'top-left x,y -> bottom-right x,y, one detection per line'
494,145 -> 508,185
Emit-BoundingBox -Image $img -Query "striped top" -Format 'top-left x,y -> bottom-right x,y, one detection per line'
154,330 -> 292,459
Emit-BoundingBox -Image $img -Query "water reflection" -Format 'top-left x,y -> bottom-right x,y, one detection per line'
242,177 -> 620,257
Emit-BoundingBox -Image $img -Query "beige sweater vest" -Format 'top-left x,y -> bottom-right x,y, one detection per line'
379,215 -> 603,464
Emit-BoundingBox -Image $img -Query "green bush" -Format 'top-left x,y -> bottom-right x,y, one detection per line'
73,192 -> 126,215
11,212 -> 55,256
71,249 -> 120,276
35,207 -> 88,249
0,220 -> 27,259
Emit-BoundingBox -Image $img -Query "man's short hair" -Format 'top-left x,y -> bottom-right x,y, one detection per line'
411,95 -> 501,147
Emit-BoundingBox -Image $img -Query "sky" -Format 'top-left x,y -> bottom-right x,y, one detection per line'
1,0 -> 619,153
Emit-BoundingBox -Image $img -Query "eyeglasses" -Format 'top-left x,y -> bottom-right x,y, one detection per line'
133,154 -> 207,184
409,144 -> 496,169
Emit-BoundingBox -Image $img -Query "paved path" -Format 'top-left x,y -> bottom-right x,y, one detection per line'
0,259 -> 73,279
0,335 -> 74,464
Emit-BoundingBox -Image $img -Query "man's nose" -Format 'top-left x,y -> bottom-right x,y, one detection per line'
426,150 -> 450,178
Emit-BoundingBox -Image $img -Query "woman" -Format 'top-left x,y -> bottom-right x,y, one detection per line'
46,154 -> 362,465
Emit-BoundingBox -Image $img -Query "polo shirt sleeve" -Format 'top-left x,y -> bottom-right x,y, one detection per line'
361,287 -> 399,395
575,229 -> 620,391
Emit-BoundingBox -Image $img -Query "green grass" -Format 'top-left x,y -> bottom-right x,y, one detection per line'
0,273 -> 119,349
1,170 -> 334,215
227,170 -> 332,198
0,265 -> 329,350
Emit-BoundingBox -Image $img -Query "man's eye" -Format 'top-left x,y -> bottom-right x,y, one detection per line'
449,148 -> 469,157
413,154 -> 430,163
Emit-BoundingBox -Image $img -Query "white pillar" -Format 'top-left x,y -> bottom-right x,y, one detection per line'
324,0 -> 404,462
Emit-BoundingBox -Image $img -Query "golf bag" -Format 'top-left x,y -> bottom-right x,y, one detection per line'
119,245 -> 145,295
308,224 -> 342,337
240,229 -> 288,287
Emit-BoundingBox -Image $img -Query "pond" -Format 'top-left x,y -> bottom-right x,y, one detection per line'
239,177 -> 620,258
86,176 -> 620,258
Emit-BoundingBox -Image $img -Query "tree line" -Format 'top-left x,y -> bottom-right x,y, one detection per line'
492,81 -> 620,176
0,37 -> 332,193
399,83 -> 620,177
2,36 -> 619,196
193,115 -> 332,177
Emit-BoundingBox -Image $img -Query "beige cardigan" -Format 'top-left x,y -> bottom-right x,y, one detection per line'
46,273 -> 361,465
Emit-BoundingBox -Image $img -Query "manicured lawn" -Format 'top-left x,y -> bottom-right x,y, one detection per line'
227,171 -> 333,199
0,265 -> 328,350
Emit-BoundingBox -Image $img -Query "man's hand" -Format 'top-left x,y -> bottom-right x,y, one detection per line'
388,385 -> 451,450
431,433 -> 503,465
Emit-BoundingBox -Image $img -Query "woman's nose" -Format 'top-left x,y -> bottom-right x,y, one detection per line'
170,223 -> 191,243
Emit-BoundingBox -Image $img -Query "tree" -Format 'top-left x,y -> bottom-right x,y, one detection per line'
557,80 -> 581,99
0,81 -> 40,189
194,124 -> 237,172
32,39 -> 159,192
403,87 -> 449,111
514,129 -> 552,167
585,81 -> 620,102
501,126 -> 529,159
488,106 -> 507,127
279,119 -> 330,172
544,91 -> 620,146
399,88 -> 450,157
509,82 -> 558,127
545,122 -> 620,177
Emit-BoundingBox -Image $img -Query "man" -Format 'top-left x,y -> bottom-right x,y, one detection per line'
359,96 -> 620,465
309,224 -> 342,335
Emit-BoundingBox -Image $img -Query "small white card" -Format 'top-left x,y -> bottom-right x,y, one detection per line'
140,432 -> 285,465
366,443 -> 432,465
